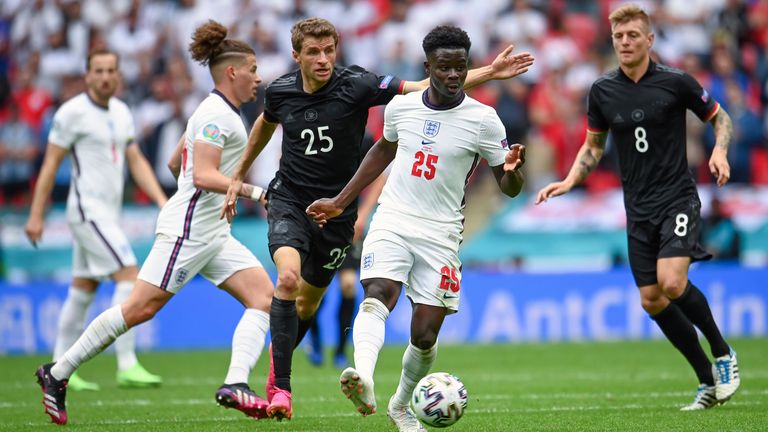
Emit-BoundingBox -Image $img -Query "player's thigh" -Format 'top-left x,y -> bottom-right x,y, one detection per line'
360,228 -> 413,306
70,220 -> 137,279
658,199 -> 712,263
626,219 -> 661,287
202,236 -> 273,310
267,196 -> 312,259
408,236 -> 462,314
303,218 -> 355,288
137,233 -> 222,294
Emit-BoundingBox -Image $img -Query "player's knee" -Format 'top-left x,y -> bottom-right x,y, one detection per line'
640,293 -> 668,314
411,332 -> 438,351
276,269 -> 300,294
658,275 -> 687,299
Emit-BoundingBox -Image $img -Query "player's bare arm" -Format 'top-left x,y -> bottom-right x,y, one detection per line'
535,131 -> 607,204
708,107 -> 733,187
491,143 -> 526,198
25,143 -> 69,246
221,114 -> 277,221
402,44 -> 534,93
167,135 -> 185,179
306,137 -> 397,225
126,143 -> 168,208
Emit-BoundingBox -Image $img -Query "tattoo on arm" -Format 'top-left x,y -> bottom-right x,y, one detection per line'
714,110 -> 733,151
577,148 -> 597,180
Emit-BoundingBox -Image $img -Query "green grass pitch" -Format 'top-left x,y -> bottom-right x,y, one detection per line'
1,339 -> 766,431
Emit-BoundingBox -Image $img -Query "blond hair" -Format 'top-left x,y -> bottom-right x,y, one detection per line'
608,4 -> 651,33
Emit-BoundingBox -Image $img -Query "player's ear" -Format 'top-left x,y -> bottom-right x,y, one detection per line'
423,61 -> 430,76
647,32 -> 654,49
226,64 -> 237,80
291,50 -> 300,64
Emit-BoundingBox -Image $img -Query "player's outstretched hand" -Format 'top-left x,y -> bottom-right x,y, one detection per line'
535,181 -> 573,205
709,149 -> 731,187
503,144 -> 526,172
490,44 -> 534,80
220,179 -> 243,223
306,198 -> 344,227
25,216 -> 43,248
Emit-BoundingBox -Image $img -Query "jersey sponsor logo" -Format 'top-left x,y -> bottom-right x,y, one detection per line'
203,123 -> 221,140
501,138 -> 509,149
701,89 -> 709,103
174,268 -> 189,286
304,109 -> 318,122
631,109 -> 644,122
379,75 -> 394,89
285,113 -> 295,123
362,253 -> 374,270
613,113 -> 624,123
442,291 -> 459,299
421,139 -> 435,146
424,120 -> 441,138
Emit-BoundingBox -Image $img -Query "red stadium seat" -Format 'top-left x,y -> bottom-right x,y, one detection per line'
751,148 -> 768,184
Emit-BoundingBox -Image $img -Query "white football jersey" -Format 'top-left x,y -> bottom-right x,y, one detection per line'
155,91 -> 247,241
371,90 -> 508,240
49,93 -> 135,222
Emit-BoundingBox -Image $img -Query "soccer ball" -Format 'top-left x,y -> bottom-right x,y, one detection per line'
410,372 -> 468,428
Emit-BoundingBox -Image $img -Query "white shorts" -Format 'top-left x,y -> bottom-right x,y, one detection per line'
70,220 -> 137,279
360,227 -> 462,313
138,233 -> 262,294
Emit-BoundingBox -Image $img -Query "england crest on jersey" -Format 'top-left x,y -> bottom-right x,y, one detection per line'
424,120 -> 441,138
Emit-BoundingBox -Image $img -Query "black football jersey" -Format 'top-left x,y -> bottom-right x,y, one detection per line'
263,66 -> 403,219
587,61 -> 719,222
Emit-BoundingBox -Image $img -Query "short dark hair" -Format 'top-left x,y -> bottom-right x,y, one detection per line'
422,25 -> 471,57
291,17 -> 338,52
86,48 -> 119,71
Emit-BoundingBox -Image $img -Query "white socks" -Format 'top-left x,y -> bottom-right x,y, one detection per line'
392,341 -> 438,408
112,281 -> 137,371
353,298 -> 390,380
51,305 -> 128,381
224,308 -> 270,385
53,286 -> 95,362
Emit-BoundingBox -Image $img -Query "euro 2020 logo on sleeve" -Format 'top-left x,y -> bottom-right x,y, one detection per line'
424,120 -> 440,138
203,123 -> 221,140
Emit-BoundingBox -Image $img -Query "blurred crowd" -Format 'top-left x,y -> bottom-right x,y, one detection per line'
1,0 -> 768,210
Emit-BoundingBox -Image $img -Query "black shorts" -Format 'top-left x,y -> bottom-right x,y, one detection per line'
339,240 -> 362,271
267,195 -> 355,287
627,198 -> 712,287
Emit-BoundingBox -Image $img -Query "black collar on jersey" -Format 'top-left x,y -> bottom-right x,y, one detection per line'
422,89 -> 465,111
85,92 -> 109,111
212,89 -> 240,114
617,59 -> 656,83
